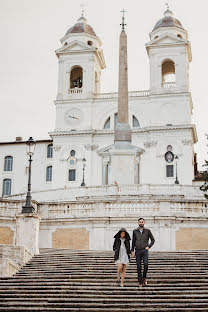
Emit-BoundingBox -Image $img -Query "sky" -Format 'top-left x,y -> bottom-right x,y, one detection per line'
0,0 -> 207,169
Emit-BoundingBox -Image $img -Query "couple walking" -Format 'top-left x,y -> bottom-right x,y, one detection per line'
113,218 -> 155,287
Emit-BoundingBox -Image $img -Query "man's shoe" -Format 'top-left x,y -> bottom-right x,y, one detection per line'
143,278 -> 148,286
138,283 -> 143,288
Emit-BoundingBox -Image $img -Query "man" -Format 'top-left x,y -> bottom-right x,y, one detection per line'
131,218 -> 155,287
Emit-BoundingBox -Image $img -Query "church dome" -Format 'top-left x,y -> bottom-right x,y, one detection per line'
153,8 -> 184,31
66,16 -> 97,37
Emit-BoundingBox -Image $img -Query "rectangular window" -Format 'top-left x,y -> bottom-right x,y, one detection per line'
166,165 -> 174,177
69,169 -> 76,181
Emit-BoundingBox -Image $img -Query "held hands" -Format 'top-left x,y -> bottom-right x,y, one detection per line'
145,247 -> 150,250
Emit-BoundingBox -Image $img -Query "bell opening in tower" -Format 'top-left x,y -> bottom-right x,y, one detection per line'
70,66 -> 83,89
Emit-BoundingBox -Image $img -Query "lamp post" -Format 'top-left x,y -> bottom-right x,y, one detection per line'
81,158 -> 86,187
175,155 -> 179,184
22,137 -> 36,213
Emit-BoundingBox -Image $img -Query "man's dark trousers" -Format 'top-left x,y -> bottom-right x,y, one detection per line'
135,249 -> 148,284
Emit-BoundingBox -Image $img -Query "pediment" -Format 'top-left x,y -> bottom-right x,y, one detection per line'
147,35 -> 186,47
56,41 -> 95,55
98,143 -> 144,156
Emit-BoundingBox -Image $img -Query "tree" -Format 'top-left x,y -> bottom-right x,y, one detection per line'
200,135 -> 208,199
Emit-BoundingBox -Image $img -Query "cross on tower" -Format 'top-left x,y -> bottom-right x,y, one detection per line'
120,9 -> 126,31
80,1 -> 86,17
165,2 -> 170,10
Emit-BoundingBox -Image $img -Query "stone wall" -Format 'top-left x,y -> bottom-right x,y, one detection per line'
0,244 -> 33,277
0,226 -> 14,244
176,228 -> 208,250
52,228 -> 89,249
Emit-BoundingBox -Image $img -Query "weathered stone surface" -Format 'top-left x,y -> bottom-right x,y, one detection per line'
0,248 -> 207,311
52,228 -> 89,249
176,228 -> 208,250
15,214 -> 41,255
0,227 -> 14,244
0,245 -> 33,277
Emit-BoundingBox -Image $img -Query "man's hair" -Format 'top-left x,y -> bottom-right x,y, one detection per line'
138,218 -> 144,222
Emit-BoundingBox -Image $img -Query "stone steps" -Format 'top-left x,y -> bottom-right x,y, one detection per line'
0,248 -> 207,311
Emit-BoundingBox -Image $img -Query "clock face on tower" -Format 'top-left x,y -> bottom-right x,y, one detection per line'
165,151 -> 174,163
64,108 -> 83,126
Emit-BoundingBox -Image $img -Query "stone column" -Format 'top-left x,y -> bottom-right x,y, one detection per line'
15,213 -> 41,255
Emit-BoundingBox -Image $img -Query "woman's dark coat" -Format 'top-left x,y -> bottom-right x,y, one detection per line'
113,228 -> 131,261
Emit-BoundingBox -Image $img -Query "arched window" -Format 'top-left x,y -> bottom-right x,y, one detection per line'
70,150 -> 76,157
104,117 -> 110,129
133,115 -> 140,128
47,144 -> 53,158
46,166 -> 52,182
4,156 -> 13,171
2,179 -> 11,196
70,66 -> 83,89
162,60 -> 176,87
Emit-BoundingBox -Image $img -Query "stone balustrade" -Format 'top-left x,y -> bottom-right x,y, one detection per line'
68,87 -> 83,94
94,90 -> 150,99
0,200 -> 37,217
38,199 -> 208,219
161,82 -> 176,88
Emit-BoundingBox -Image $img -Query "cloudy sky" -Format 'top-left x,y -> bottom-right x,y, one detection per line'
0,0 -> 207,168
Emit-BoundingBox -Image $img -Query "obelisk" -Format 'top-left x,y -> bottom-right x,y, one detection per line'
115,10 -> 131,143
108,10 -> 138,185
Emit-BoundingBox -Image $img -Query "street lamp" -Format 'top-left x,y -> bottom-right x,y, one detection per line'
81,158 -> 86,187
22,137 -> 36,213
175,155 -> 179,184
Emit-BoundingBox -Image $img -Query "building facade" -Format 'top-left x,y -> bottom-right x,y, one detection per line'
0,8 -> 207,252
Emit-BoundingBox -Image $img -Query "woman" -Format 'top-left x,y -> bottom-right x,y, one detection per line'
113,228 -> 131,287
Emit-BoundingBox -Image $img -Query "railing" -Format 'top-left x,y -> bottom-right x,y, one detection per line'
45,201 -> 160,218
0,195 -> 207,219
42,200 -> 208,219
170,202 -> 208,214
68,88 -> 83,94
162,82 -> 176,88
0,200 -> 37,217
94,90 -> 150,99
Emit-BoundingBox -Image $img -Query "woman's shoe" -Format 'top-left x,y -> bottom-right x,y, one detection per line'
116,279 -> 120,284
120,283 -> 124,287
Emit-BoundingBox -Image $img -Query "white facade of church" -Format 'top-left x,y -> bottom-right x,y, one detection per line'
0,9 -> 207,252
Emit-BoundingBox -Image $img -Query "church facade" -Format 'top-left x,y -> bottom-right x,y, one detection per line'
0,8 -> 207,252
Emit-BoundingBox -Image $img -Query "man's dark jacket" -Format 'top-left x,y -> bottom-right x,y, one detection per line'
131,227 -> 155,251
113,228 -> 131,261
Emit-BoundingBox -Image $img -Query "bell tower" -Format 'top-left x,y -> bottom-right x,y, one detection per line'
146,5 -> 192,94
55,16 -> 105,101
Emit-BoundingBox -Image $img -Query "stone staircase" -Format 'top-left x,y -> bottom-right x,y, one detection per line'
0,248 -> 208,311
